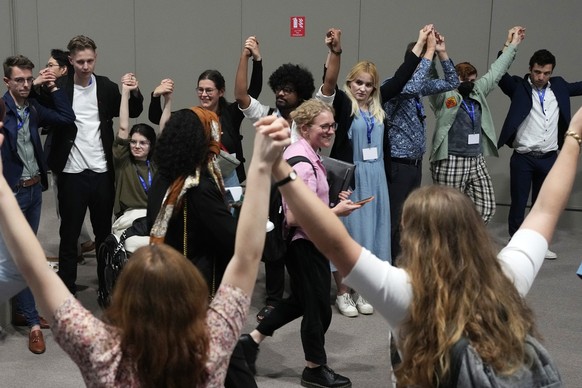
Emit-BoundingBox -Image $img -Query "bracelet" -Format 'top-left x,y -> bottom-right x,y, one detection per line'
564,131 -> 582,148
330,48 -> 342,55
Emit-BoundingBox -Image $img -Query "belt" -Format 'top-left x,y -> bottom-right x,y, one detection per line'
391,157 -> 422,166
521,150 -> 557,159
16,175 -> 41,189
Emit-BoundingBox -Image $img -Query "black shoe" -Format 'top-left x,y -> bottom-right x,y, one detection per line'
301,365 -> 352,388
239,334 -> 259,375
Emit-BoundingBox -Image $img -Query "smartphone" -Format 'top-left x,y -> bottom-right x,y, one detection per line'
354,196 -> 374,206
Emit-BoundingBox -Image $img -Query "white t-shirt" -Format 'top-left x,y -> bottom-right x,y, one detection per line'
343,228 -> 547,341
64,74 -> 107,173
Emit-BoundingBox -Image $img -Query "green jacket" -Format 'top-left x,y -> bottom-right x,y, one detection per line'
428,44 -> 517,162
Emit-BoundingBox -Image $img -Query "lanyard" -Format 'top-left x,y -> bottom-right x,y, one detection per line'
461,100 -> 475,129
17,107 -> 30,130
135,160 -> 152,194
359,108 -> 375,144
536,88 -> 546,115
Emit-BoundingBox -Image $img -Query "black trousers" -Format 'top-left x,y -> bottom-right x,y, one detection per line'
257,239 -> 332,365
388,161 -> 422,261
57,170 -> 114,295
264,258 -> 285,306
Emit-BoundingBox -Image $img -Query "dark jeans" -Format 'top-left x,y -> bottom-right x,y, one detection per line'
257,239 -> 332,365
57,170 -> 114,295
508,151 -> 556,236
388,161 -> 422,261
12,183 -> 43,327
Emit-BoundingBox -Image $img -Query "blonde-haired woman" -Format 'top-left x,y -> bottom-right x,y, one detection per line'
240,99 -> 359,388
318,26 -> 431,316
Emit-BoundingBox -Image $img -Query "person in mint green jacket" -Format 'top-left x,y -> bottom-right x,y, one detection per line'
428,26 -> 525,224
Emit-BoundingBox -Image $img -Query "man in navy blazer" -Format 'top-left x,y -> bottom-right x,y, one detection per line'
497,49 -> 582,259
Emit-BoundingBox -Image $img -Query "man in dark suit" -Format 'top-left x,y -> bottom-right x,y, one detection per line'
497,49 -> 582,259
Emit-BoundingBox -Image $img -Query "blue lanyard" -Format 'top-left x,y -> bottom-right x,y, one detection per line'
17,108 -> 29,130
536,88 -> 546,115
359,108 -> 375,144
461,100 -> 475,129
135,160 -> 152,194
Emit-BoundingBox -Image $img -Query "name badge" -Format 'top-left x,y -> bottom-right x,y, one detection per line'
468,133 -> 480,145
362,147 -> 378,161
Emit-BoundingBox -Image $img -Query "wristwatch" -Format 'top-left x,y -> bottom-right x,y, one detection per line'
274,169 -> 297,188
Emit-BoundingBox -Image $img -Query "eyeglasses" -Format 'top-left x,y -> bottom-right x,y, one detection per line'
197,87 -> 217,95
10,77 -> 34,85
276,86 -> 295,95
46,63 -> 63,69
312,122 -> 337,131
130,140 -> 150,147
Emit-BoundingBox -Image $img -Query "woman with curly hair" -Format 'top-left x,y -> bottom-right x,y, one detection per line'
147,106 -> 260,387
264,105 -> 582,386
0,114 -> 291,387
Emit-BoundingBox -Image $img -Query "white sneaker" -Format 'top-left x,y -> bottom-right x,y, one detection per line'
545,249 -> 557,260
335,293 -> 358,317
355,295 -> 374,315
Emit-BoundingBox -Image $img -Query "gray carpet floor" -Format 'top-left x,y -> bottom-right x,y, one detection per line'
0,187 -> 580,387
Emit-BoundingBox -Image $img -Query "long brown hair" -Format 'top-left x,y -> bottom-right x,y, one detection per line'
396,185 -> 537,386
104,244 -> 210,387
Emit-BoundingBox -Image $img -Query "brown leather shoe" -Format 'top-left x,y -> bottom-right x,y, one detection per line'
29,330 -> 46,354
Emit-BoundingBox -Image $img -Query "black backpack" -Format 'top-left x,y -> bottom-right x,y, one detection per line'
262,155 -> 315,262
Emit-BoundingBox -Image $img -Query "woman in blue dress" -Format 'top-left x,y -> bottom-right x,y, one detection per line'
317,26 -> 430,316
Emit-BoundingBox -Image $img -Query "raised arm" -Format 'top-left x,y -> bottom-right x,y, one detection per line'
220,116 -> 291,295
235,36 -> 260,109
159,89 -> 173,132
147,78 -> 174,125
520,106 -> 582,241
123,73 -> 144,118
0,135 -> 71,321
379,25 -> 428,102
117,74 -> 139,139
321,28 -> 342,97
247,38 -> 263,99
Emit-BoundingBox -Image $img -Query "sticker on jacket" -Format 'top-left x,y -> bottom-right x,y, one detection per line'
445,96 -> 457,109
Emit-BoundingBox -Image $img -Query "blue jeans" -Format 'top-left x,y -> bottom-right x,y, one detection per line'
0,234 -> 26,302
12,183 -> 42,327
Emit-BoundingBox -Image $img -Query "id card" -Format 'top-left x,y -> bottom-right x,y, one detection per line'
362,147 -> 378,161
468,133 -> 480,145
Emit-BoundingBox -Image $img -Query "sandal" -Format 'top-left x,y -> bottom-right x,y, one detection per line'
256,305 -> 275,323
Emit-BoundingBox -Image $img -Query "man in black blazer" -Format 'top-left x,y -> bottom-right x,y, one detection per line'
48,35 -> 143,300
497,49 -> 582,259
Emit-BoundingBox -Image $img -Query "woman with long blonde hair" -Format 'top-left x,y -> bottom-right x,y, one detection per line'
317,26 -> 431,317
264,103 -> 582,385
